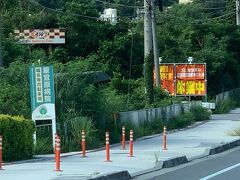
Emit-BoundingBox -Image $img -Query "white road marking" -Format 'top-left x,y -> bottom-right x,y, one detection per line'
199,163 -> 240,180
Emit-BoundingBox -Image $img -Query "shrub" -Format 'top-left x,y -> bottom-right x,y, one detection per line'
215,100 -> 236,114
0,114 -> 35,161
167,112 -> 194,130
145,119 -> 164,135
121,121 -> 145,140
61,116 -> 101,152
190,105 -> 211,121
34,137 -> 53,155
228,127 -> 240,136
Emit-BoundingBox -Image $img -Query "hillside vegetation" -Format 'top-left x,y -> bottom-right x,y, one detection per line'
0,0 -> 238,153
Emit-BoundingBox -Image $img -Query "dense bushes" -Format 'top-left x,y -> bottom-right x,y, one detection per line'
215,100 -> 236,114
0,115 -> 35,161
190,105 -> 212,121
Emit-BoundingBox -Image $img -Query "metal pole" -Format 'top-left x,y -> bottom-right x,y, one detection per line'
236,0 -> 240,26
151,0 -> 160,86
52,118 -> 57,149
33,120 -> 37,146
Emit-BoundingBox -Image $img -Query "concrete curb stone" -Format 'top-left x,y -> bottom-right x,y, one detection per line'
89,171 -> 131,180
130,138 -> 240,179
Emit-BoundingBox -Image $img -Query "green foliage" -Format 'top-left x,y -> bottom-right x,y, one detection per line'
150,119 -> 165,134
167,112 -> 195,129
1,0 -> 240,157
157,2 -> 240,95
66,116 -> 101,150
62,116 -> 101,152
215,100 -> 236,114
121,121 -> 145,140
0,62 -> 30,117
190,105 -> 211,121
34,137 -> 52,155
0,114 -> 35,161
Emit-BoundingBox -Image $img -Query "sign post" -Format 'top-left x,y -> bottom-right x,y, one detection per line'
29,65 -> 56,148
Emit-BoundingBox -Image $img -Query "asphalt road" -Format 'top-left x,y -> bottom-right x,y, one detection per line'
132,147 -> 240,180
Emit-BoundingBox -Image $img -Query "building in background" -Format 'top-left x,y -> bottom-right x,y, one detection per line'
179,0 -> 192,4
100,8 -> 117,25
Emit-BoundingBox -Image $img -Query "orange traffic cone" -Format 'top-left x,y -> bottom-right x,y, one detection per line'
121,126 -> 126,150
55,136 -> 62,171
129,130 -> 134,157
105,132 -> 111,162
163,126 -> 167,150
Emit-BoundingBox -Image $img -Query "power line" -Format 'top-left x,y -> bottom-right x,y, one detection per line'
156,9 -> 235,24
95,0 -> 141,8
29,0 -> 100,20
155,11 -> 235,27
29,0 -> 137,21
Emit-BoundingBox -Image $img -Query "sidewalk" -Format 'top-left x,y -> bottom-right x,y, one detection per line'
1,109 -> 240,180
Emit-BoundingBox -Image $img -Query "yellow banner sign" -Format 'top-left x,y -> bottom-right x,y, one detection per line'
176,80 -> 205,95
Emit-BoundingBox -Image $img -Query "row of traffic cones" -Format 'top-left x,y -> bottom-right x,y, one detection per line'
121,126 -> 167,151
0,126 -> 167,171
79,126 -> 167,161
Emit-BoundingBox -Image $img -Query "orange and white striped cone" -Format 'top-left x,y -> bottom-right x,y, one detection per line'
105,132 -> 111,162
121,126 -> 126,150
129,130 -> 134,157
0,135 -> 3,170
55,136 -> 62,171
81,130 -> 86,157
162,126 -> 167,150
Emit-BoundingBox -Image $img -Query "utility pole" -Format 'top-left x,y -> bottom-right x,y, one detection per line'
151,0 -> 160,87
236,0 -> 240,26
144,0 -> 154,103
144,0 -> 153,56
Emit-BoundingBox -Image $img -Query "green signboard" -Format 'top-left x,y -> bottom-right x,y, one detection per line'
29,65 -> 56,120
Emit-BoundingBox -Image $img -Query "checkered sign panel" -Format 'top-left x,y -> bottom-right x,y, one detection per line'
14,29 -> 65,44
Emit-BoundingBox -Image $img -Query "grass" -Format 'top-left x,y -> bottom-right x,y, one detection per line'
228,127 -> 240,136
215,100 -> 236,114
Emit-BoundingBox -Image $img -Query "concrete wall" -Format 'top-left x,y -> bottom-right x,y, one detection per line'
216,88 -> 240,103
119,102 -> 200,126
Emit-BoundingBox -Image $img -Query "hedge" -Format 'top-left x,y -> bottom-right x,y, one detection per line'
0,114 -> 35,161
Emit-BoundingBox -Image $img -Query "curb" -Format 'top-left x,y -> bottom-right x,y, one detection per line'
131,156 -> 188,178
89,171 -> 131,180
158,156 -> 188,168
4,143 -> 123,166
207,139 -> 240,155
3,121 -> 209,166
131,138 -> 240,179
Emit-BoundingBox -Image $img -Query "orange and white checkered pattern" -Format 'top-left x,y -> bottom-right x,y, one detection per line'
14,28 -> 65,44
